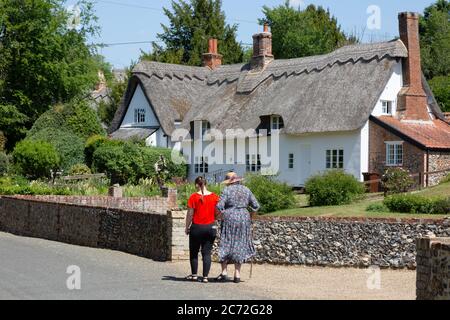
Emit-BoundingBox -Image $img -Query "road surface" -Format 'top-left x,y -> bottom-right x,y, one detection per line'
0,232 -> 416,300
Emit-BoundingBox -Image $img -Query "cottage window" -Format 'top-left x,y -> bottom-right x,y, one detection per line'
201,121 -> 211,137
386,142 -> 403,166
381,101 -> 393,115
271,115 -> 284,130
288,153 -> 294,169
194,156 -> 209,174
134,109 -> 146,124
246,154 -> 261,172
326,150 -> 344,169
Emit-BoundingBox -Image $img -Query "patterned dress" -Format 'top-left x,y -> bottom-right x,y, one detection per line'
216,184 -> 260,264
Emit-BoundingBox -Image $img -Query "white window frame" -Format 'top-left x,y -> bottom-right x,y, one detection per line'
246,154 -> 261,172
385,142 -> 404,167
134,108 -> 146,124
326,149 -> 344,169
194,156 -> 209,174
271,115 -> 282,130
288,153 -> 294,169
381,100 -> 393,115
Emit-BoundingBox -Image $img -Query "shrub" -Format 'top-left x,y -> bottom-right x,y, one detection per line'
305,170 -> 365,207
12,140 -> 60,179
65,100 -> 105,140
366,203 -> 388,213
244,174 -> 296,214
85,135 -> 110,168
68,164 -> 92,176
140,146 -> 188,179
383,194 -> 449,214
28,128 -> 85,172
92,142 -> 186,185
28,101 -> 105,141
0,152 -> 10,176
381,167 -> 414,195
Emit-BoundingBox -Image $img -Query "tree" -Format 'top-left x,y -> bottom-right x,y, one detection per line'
141,0 -> 243,66
419,0 -> 450,112
261,2 -> 353,59
420,0 -> 450,79
0,0 -> 103,149
98,68 -> 131,126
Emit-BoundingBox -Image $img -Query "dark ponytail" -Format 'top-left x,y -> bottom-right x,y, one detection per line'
195,176 -> 206,203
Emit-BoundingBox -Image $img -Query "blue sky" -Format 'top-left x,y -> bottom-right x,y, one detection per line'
68,0 -> 436,68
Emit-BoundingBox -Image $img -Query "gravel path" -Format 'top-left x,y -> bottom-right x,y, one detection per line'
0,232 -> 416,300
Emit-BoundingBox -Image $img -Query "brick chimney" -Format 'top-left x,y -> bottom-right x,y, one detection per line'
397,12 -> 429,121
251,23 -> 274,70
202,38 -> 222,70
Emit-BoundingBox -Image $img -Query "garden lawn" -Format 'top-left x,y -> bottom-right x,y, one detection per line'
267,182 -> 450,219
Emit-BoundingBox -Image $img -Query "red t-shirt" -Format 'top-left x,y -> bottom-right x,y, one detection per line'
188,193 -> 219,225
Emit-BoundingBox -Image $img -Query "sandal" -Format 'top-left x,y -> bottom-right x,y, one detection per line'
234,277 -> 241,284
215,274 -> 229,282
202,277 -> 209,284
185,275 -> 198,282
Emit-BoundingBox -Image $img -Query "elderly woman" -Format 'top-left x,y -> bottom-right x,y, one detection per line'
216,172 -> 260,284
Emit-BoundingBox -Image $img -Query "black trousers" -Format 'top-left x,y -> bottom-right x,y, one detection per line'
189,223 -> 216,277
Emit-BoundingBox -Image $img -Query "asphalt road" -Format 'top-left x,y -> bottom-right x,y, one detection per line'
0,232 -> 416,300
0,232 -> 265,300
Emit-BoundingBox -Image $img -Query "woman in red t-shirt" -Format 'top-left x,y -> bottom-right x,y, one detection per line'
185,177 -> 219,283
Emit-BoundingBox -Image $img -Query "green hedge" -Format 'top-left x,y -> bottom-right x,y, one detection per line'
92,142 -> 187,185
28,101 -> 105,141
384,194 -> 450,215
28,128 -> 85,172
305,170 -> 365,207
244,174 -> 296,214
12,140 -> 60,179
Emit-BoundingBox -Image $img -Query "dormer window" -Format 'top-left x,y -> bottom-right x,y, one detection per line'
271,115 -> 284,130
201,121 -> 211,136
134,109 -> 146,124
381,101 -> 393,115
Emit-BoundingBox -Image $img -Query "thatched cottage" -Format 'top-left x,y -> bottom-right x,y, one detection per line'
109,12 -> 450,187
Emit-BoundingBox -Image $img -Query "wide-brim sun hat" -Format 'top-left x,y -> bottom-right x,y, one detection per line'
222,172 -> 243,185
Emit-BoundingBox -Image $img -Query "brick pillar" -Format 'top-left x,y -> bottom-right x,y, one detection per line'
416,236 -> 434,300
168,209 -> 189,261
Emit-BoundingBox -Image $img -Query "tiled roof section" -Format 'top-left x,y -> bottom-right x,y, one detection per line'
376,116 -> 450,149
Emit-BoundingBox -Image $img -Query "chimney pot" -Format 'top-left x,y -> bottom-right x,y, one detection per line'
263,23 -> 269,33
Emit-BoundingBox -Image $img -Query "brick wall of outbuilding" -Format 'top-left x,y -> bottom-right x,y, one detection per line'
369,120 -> 426,176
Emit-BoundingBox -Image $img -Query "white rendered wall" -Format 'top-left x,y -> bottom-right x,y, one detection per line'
121,85 -> 160,128
186,129 -> 365,186
371,61 -> 403,117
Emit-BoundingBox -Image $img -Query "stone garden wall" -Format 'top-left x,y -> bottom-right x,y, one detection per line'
416,237 -> 450,300
10,190 -> 177,214
1,194 -> 450,272
0,196 -> 174,261
211,216 -> 450,270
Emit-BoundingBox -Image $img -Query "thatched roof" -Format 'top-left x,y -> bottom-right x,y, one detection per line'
110,128 -> 157,141
109,39 -> 445,136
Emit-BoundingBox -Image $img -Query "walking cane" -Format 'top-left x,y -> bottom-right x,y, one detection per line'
249,213 -> 255,280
